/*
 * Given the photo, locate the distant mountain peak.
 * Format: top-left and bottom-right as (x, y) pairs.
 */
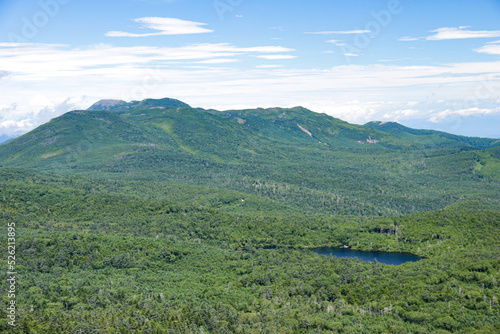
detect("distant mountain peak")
(366, 120), (499, 149)
(88, 99), (127, 111)
(87, 97), (190, 112)
(366, 121), (394, 126)
(136, 98), (191, 109)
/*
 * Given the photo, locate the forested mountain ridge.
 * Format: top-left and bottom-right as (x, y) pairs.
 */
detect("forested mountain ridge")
(366, 121), (500, 149)
(1, 98), (499, 215)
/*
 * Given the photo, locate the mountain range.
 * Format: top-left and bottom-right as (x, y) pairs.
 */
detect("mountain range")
(1, 97), (499, 215)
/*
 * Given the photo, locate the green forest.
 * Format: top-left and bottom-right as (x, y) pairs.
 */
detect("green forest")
(0, 98), (499, 333)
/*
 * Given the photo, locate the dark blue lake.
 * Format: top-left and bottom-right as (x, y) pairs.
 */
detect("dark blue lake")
(311, 247), (422, 265)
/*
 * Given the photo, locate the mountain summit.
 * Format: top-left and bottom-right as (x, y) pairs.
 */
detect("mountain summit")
(87, 99), (127, 111)
(88, 97), (190, 112)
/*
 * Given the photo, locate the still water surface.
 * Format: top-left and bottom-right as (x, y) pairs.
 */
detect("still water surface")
(311, 247), (422, 265)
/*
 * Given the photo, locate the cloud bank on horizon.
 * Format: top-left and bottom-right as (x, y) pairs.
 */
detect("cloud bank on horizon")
(0, 0), (499, 138)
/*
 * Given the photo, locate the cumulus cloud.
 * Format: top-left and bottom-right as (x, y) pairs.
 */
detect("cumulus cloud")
(106, 17), (213, 37)
(475, 44), (500, 55)
(0, 97), (94, 136)
(430, 107), (497, 122)
(0, 119), (33, 130)
(0, 111), (34, 136)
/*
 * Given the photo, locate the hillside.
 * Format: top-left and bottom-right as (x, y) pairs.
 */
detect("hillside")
(1, 98), (499, 215)
(365, 121), (500, 149)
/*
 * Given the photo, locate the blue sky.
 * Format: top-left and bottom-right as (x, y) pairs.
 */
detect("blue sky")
(1, 0), (499, 138)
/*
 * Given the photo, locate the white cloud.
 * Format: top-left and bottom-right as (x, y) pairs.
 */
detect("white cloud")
(326, 40), (347, 46)
(475, 44), (500, 55)
(400, 27), (500, 42)
(427, 27), (500, 41)
(196, 58), (239, 64)
(255, 55), (296, 60)
(344, 53), (359, 57)
(398, 37), (422, 41)
(0, 118), (34, 136)
(0, 43), (294, 80)
(1, 42), (500, 136)
(394, 109), (421, 117)
(377, 59), (405, 62)
(106, 17), (213, 37)
(305, 30), (371, 35)
(255, 65), (283, 68)
(0, 119), (33, 130)
(0, 97), (91, 136)
(430, 107), (497, 122)
(239, 46), (295, 53)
